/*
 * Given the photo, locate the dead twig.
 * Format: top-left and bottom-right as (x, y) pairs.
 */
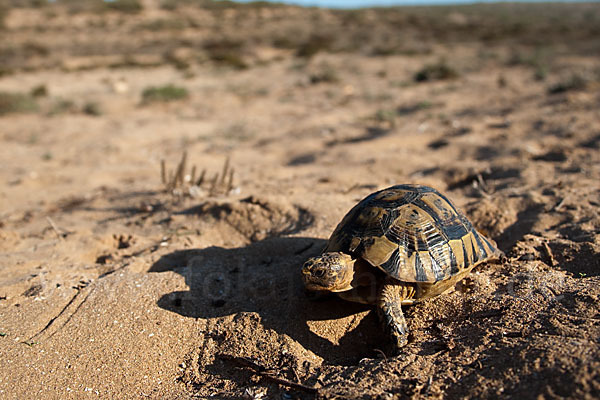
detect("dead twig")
(554, 196), (568, 212)
(473, 173), (491, 198)
(196, 169), (206, 186)
(174, 151), (187, 188)
(218, 354), (319, 394)
(541, 241), (557, 267)
(208, 173), (219, 197)
(190, 165), (197, 185)
(220, 157), (230, 186)
(476, 173), (488, 192)
(161, 153), (234, 197)
(46, 217), (65, 240)
(227, 168), (235, 193)
(160, 159), (167, 185)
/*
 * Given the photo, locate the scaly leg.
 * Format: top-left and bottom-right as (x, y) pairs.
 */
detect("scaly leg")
(377, 281), (415, 353)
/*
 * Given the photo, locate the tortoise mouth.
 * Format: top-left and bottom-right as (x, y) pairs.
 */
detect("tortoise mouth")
(302, 277), (348, 292)
(303, 280), (334, 291)
(303, 278), (353, 293)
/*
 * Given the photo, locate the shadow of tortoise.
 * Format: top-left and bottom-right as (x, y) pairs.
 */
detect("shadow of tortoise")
(149, 236), (387, 365)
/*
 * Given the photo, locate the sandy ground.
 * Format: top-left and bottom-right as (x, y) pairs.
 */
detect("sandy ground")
(0, 2), (599, 399)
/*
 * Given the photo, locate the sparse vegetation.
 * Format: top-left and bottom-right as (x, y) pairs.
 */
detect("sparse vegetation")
(54, 0), (102, 14)
(159, 0), (205, 10)
(309, 64), (339, 84)
(203, 39), (248, 70)
(22, 41), (49, 57)
(83, 101), (102, 116)
(296, 34), (334, 58)
(105, 0), (142, 14)
(136, 18), (187, 31)
(414, 60), (459, 82)
(507, 48), (553, 81)
(0, 2), (598, 73)
(217, 121), (255, 143)
(208, 52), (248, 70)
(0, 91), (38, 115)
(30, 84), (48, 97)
(48, 98), (76, 115)
(533, 65), (548, 81)
(373, 109), (397, 128)
(548, 73), (590, 94)
(141, 85), (189, 104)
(397, 101), (433, 115)
(2, 0), (47, 7)
(367, 101), (434, 129)
(161, 152), (235, 198)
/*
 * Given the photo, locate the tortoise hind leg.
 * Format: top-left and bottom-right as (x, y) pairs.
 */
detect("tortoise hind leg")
(377, 281), (415, 354)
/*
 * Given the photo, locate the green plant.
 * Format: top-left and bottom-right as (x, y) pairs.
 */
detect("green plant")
(0, 91), (38, 115)
(142, 85), (189, 104)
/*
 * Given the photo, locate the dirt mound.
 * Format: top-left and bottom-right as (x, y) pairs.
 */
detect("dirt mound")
(183, 196), (314, 242)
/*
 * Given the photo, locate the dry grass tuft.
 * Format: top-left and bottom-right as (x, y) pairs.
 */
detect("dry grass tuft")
(161, 152), (235, 198)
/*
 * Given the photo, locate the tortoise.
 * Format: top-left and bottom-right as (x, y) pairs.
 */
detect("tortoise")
(302, 184), (502, 353)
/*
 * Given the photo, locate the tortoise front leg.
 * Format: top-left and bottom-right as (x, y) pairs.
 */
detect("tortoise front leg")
(377, 281), (415, 353)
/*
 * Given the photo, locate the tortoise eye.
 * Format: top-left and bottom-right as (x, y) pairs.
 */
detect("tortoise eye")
(314, 269), (326, 278)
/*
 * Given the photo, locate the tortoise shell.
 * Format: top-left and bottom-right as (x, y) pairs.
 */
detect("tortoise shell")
(324, 184), (501, 283)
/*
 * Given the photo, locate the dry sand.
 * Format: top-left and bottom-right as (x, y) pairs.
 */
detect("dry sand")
(0, 2), (599, 399)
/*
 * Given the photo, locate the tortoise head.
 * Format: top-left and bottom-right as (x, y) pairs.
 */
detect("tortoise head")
(302, 252), (355, 292)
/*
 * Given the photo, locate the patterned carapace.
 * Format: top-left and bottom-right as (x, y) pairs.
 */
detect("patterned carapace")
(324, 184), (500, 283)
